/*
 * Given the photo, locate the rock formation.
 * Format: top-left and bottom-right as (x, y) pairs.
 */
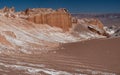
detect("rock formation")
(22, 8), (72, 31)
(2, 6), (15, 13)
(83, 18), (104, 30)
(0, 7), (107, 34)
(0, 6), (15, 18)
(75, 18), (108, 36)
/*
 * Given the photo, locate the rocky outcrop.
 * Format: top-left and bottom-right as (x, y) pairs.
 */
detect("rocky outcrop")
(0, 6), (16, 18)
(0, 7), (72, 31)
(2, 6), (15, 13)
(77, 18), (104, 30)
(0, 7), (108, 37)
(83, 18), (104, 30)
(74, 18), (108, 36)
(22, 8), (72, 31)
(0, 7), (107, 33)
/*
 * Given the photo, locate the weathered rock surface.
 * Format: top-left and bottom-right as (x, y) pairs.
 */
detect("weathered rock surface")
(75, 18), (108, 36)
(21, 8), (72, 31)
(82, 18), (104, 29)
(0, 7), (15, 18)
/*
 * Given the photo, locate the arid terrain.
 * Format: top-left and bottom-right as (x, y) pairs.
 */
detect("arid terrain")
(0, 7), (120, 75)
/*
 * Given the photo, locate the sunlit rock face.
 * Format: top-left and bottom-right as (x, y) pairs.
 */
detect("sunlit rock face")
(21, 8), (72, 31)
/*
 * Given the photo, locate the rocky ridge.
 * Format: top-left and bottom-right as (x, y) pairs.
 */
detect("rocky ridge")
(0, 7), (109, 54)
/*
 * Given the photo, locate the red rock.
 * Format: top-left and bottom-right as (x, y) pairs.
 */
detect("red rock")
(25, 8), (72, 31)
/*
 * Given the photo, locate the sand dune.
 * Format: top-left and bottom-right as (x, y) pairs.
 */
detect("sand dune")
(57, 37), (120, 73)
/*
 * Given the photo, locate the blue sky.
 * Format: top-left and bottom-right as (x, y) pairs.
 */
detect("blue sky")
(0, 0), (120, 13)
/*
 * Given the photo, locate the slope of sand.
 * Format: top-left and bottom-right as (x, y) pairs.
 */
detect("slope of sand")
(57, 37), (120, 73)
(0, 38), (119, 75)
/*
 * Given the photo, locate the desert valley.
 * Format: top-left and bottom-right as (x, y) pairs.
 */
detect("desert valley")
(0, 6), (120, 75)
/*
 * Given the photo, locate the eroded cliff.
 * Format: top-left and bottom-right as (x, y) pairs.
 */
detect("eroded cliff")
(19, 8), (72, 31)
